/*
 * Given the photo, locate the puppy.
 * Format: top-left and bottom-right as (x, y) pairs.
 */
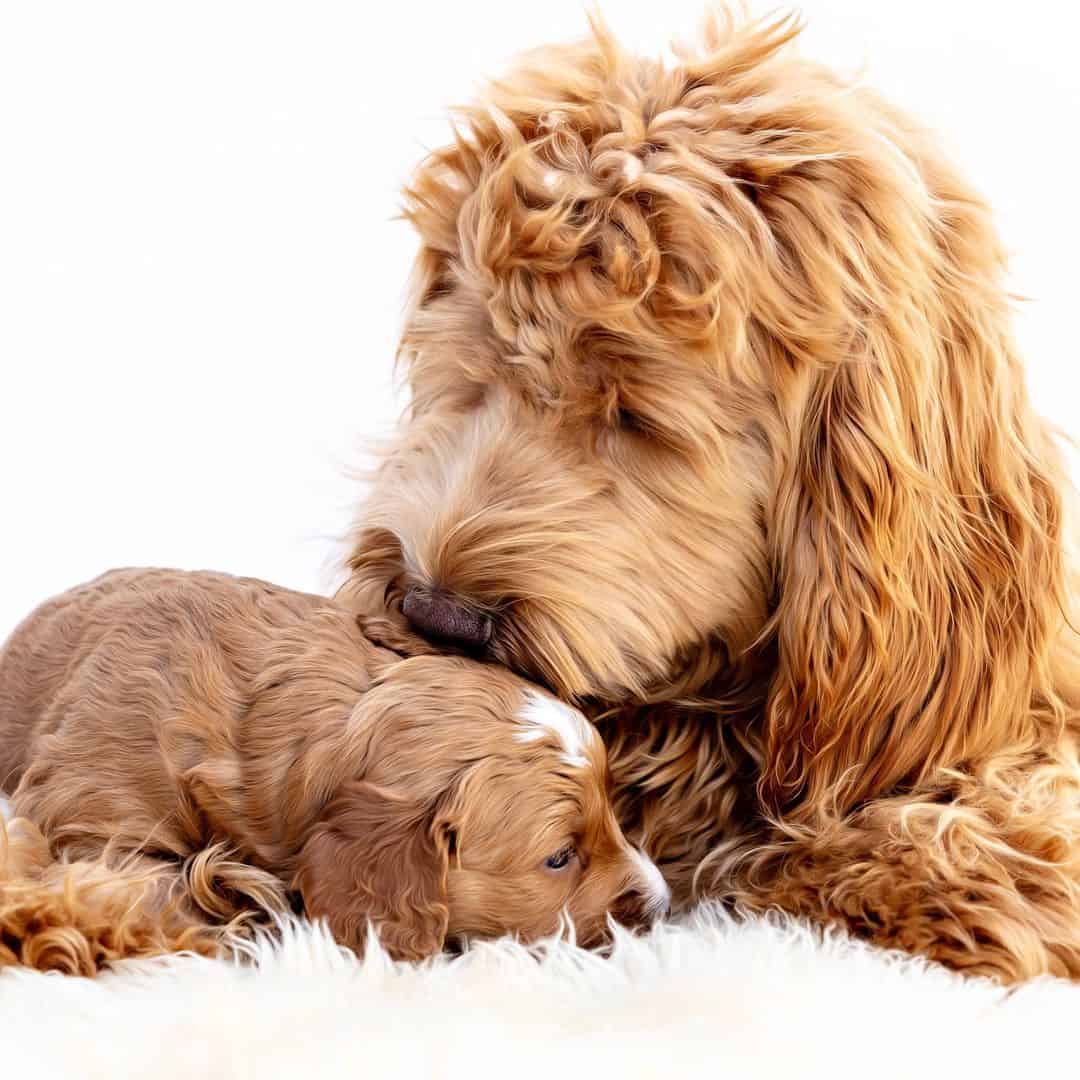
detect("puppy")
(0, 568), (668, 967)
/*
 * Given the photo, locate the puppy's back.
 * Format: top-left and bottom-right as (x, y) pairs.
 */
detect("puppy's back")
(0, 568), (375, 794)
(0, 569), (140, 786)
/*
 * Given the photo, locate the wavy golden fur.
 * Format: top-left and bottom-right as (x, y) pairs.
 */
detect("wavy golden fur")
(0, 816), (229, 975)
(0, 569), (667, 973)
(341, 10), (1080, 980)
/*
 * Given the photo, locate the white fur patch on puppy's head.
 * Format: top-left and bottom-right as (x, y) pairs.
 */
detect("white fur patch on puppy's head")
(514, 689), (596, 768)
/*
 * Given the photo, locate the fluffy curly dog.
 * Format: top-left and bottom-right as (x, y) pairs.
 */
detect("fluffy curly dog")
(0, 569), (667, 973)
(339, 11), (1080, 981)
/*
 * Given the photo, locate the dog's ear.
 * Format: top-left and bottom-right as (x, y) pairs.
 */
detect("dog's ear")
(758, 140), (1067, 819)
(295, 779), (451, 961)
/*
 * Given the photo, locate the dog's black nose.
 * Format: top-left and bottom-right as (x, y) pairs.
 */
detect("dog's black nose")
(401, 587), (492, 650)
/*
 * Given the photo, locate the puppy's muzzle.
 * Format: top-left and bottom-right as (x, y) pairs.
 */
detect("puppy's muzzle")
(612, 883), (672, 928)
(402, 587), (493, 651)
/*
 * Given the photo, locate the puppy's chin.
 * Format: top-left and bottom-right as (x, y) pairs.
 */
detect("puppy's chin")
(443, 916), (611, 954)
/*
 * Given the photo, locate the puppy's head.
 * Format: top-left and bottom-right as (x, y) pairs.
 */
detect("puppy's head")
(293, 655), (668, 960)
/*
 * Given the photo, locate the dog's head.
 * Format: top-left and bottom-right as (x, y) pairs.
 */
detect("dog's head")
(342, 14), (1069, 815)
(292, 655), (669, 960)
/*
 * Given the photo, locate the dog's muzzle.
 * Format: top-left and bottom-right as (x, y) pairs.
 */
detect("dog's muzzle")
(401, 587), (493, 651)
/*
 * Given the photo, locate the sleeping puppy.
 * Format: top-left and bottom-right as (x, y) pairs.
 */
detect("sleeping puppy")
(0, 569), (669, 964)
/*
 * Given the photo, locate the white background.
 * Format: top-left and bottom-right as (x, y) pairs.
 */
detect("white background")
(2, 1), (1078, 639)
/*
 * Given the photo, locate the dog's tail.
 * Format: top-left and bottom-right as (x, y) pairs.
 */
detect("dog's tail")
(0, 817), (226, 975)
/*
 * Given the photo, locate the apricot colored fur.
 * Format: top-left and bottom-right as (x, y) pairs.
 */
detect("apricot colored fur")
(342, 11), (1080, 981)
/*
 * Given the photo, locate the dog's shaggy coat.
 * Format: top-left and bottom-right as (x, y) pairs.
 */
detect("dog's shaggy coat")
(341, 11), (1080, 981)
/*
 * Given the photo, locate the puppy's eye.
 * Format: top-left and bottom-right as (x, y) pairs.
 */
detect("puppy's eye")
(544, 845), (576, 871)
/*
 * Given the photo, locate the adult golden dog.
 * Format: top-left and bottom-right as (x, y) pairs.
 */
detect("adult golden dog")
(340, 12), (1080, 981)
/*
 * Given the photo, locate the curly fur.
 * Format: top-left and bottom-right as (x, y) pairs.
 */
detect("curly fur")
(341, 9), (1080, 980)
(0, 816), (232, 975)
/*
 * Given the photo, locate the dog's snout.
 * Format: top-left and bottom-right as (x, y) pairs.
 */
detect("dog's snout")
(612, 883), (671, 928)
(613, 850), (672, 927)
(401, 587), (493, 650)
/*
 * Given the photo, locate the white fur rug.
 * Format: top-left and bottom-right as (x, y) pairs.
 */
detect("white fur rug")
(1, 905), (1077, 1080)
(2, 795), (1075, 1076)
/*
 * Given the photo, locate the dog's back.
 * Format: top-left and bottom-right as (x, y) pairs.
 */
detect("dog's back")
(0, 568), (376, 798)
(0, 569), (147, 788)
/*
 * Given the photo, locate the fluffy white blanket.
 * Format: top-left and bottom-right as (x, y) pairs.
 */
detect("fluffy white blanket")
(1, 902), (1076, 1079)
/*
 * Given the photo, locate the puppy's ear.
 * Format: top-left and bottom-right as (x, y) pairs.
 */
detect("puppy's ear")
(294, 779), (451, 961)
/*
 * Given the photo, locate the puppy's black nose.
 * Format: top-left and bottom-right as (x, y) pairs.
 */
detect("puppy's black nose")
(401, 587), (492, 650)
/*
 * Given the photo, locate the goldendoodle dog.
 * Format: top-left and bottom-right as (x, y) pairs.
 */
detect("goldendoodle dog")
(339, 11), (1080, 982)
